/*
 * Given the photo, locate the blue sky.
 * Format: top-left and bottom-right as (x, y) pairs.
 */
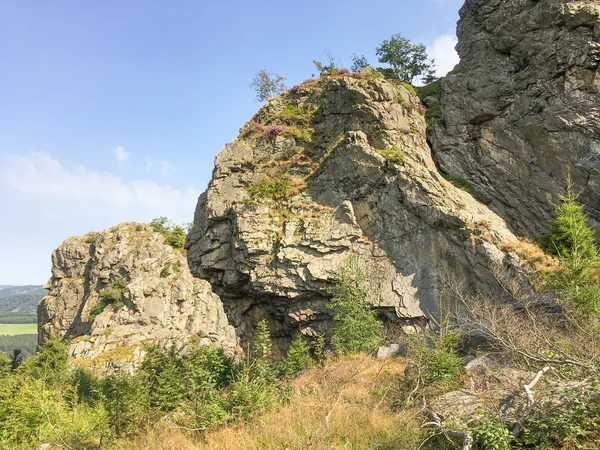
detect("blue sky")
(0, 0), (463, 285)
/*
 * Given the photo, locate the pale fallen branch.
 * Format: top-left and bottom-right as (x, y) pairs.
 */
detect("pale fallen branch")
(511, 366), (550, 438)
(421, 407), (473, 450)
(524, 366), (550, 408)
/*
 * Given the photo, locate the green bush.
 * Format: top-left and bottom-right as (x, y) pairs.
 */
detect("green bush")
(84, 231), (98, 244)
(101, 370), (150, 435)
(89, 278), (127, 322)
(279, 334), (314, 378)
(378, 147), (405, 164)
(246, 176), (294, 201)
(150, 217), (188, 249)
(330, 254), (383, 355)
(274, 104), (320, 126)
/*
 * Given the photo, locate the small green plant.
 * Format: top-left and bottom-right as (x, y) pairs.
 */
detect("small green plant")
(89, 278), (127, 322)
(150, 217), (187, 249)
(84, 232), (97, 244)
(378, 147), (405, 165)
(442, 174), (484, 201)
(425, 103), (442, 120)
(246, 177), (294, 201)
(399, 81), (417, 96)
(160, 263), (171, 278)
(469, 412), (510, 450)
(274, 104), (320, 126)
(279, 334), (314, 378)
(173, 260), (182, 274)
(330, 254), (383, 355)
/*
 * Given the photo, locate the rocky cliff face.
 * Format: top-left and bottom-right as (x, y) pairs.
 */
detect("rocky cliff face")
(430, 0), (600, 238)
(39, 223), (237, 371)
(186, 71), (529, 347)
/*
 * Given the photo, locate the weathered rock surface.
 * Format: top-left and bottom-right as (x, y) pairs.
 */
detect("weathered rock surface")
(39, 223), (237, 371)
(430, 0), (600, 238)
(186, 72), (530, 347)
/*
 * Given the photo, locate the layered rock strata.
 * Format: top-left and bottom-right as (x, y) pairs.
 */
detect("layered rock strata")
(430, 0), (600, 237)
(186, 71), (529, 347)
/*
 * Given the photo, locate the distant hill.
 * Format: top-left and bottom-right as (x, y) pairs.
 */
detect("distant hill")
(0, 285), (47, 313)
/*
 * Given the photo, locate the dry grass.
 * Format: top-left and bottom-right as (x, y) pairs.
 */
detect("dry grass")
(500, 238), (559, 291)
(111, 354), (427, 450)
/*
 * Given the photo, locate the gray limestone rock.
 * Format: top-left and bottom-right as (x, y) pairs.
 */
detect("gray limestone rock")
(430, 0), (600, 238)
(38, 223), (237, 371)
(186, 73), (531, 348)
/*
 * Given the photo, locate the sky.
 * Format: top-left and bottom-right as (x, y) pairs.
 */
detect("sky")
(0, 0), (463, 285)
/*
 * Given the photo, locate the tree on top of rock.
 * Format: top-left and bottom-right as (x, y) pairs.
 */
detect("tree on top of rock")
(376, 33), (435, 84)
(250, 69), (287, 102)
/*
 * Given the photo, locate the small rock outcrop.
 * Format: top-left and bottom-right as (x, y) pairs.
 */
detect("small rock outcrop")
(39, 223), (237, 370)
(430, 0), (600, 238)
(186, 71), (530, 347)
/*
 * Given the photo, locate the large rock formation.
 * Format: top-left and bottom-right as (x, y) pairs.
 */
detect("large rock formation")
(430, 0), (600, 238)
(39, 223), (237, 371)
(186, 71), (530, 347)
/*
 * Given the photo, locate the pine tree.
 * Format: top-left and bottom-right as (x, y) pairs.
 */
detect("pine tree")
(540, 178), (597, 260)
(542, 178), (600, 315)
(279, 334), (314, 378)
(330, 254), (382, 354)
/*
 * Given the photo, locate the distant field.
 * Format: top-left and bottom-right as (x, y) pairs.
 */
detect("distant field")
(0, 323), (37, 336)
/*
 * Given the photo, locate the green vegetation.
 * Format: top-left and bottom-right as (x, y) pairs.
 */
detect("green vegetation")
(350, 53), (369, 72)
(376, 33), (435, 83)
(399, 81), (416, 96)
(540, 179), (600, 315)
(0, 313), (37, 324)
(279, 334), (314, 378)
(250, 69), (287, 102)
(415, 79), (442, 103)
(0, 335), (37, 358)
(0, 324), (37, 336)
(246, 176), (294, 201)
(274, 104), (321, 126)
(150, 216), (188, 249)
(330, 254), (382, 355)
(84, 231), (98, 244)
(442, 173), (483, 201)
(89, 278), (127, 322)
(313, 49), (340, 75)
(0, 322), (296, 449)
(378, 147), (405, 164)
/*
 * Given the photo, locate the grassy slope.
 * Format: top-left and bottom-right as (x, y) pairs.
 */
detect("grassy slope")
(113, 355), (426, 450)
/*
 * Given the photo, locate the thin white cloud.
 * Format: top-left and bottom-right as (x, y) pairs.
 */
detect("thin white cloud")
(0, 151), (201, 284)
(3, 151), (198, 218)
(113, 145), (131, 163)
(429, 34), (460, 77)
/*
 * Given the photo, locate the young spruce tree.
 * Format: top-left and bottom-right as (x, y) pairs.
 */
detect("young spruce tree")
(330, 254), (382, 354)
